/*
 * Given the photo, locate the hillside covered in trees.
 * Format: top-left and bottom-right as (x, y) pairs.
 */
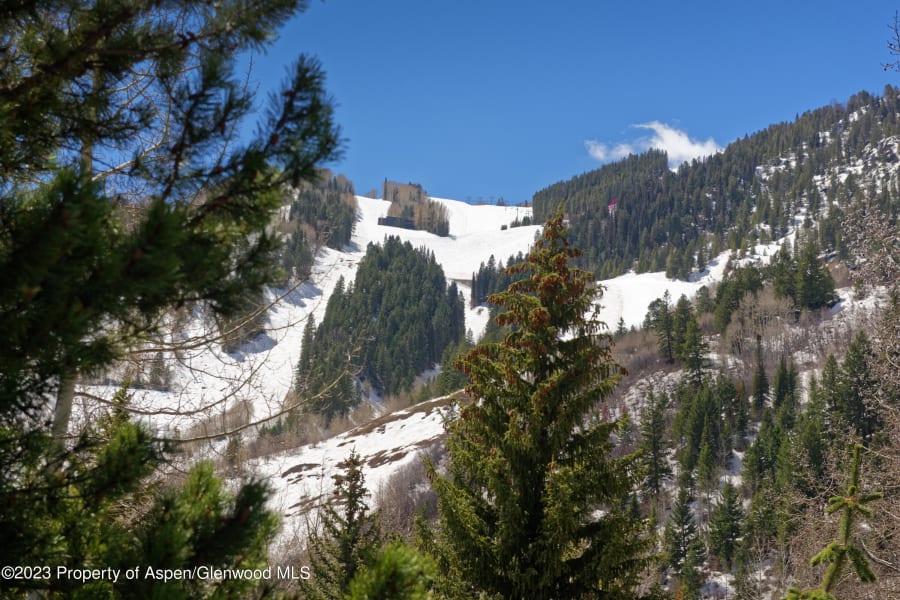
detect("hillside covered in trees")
(534, 86), (900, 280)
(280, 170), (358, 283)
(295, 235), (466, 422)
(4, 0), (900, 596)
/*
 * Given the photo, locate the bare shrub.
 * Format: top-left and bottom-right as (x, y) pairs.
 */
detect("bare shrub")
(245, 412), (326, 460)
(374, 444), (443, 539)
(721, 288), (795, 362)
(178, 397), (254, 457)
(829, 260), (852, 289)
(613, 328), (664, 381)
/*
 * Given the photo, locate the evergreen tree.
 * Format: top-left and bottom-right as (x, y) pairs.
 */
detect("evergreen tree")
(433, 340), (472, 397)
(696, 420), (719, 501)
(346, 543), (435, 600)
(770, 355), (799, 438)
(672, 294), (694, 360)
(751, 336), (769, 417)
(784, 445), (882, 600)
(681, 317), (709, 387)
(665, 487), (703, 593)
(696, 285), (715, 314)
(743, 484), (780, 555)
(640, 390), (672, 497)
(282, 227), (314, 282)
(643, 291), (676, 363)
(796, 378), (828, 495)
(735, 391), (750, 449)
(2, 392), (279, 598)
(0, 0), (340, 424)
(120, 462), (278, 599)
(304, 237), (465, 400)
(301, 450), (382, 600)
(0, 1), (339, 594)
(616, 316), (629, 338)
(427, 214), (650, 599)
(819, 354), (842, 430)
(836, 332), (880, 442)
(677, 540), (706, 600)
(794, 239), (838, 310)
(297, 315), (318, 388)
(772, 355), (792, 410)
(531, 87), (900, 284)
(742, 409), (782, 496)
(709, 482), (744, 569)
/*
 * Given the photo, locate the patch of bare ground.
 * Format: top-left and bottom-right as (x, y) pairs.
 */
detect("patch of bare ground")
(365, 436), (445, 469)
(289, 494), (325, 514)
(280, 462), (321, 479)
(343, 390), (466, 438)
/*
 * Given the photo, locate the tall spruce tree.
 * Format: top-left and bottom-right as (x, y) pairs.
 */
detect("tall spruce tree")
(664, 487), (703, 593)
(836, 332), (880, 443)
(301, 450), (383, 600)
(709, 482), (744, 570)
(427, 214), (650, 599)
(0, 1), (340, 595)
(681, 317), (709, 387)
(640, 390), (672, 497)
(655, 291), (676, 363)
(752, 336), (770, 417)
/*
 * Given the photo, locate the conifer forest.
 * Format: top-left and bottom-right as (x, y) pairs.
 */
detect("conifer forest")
(1, 2), (899, 599)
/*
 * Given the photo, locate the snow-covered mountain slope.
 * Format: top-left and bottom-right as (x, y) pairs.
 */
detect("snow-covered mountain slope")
(80, 197), (539, 437)
(257, 392), (457, 549)
(79, 177), (864, 546)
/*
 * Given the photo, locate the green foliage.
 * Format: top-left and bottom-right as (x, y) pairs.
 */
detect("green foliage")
(783, 445), (882, 600)
(123, 463), (278, 599)
(346, 543), (435, 600)
(296, 237), (466, 408)
(469, 251), (526, 308)
(751, 337), (769, 417)
(290, 172), (357, 248)
(742, 409), (783, 496)
(663, 488), (700, 573)
(0, 1), (338, 595)
(301, 450), (382, 600)
(834, 332), (881, 442)
(280, 172), (356, 286)
(651, 291), (676, 363)
(533, 87), (900, 281)
(709, 482), (744, 569)
(640, 390), (672, 496)
(672, 377), (722, 479)
(1, 1), (341, 413)
(432, 339), (472, 397)
(696, 422), (719, 494)
(681, 316), (709, 387)
(713, 265), (764, 334)
(282, 226), (315, 282)
(643, 291), (708, 376)
(216, 289), (270, 353)
(795, 379), (829, 495)
(768, 238), (838, 311)
(427, 214), (650, 599)
(0, 400), (278, 597)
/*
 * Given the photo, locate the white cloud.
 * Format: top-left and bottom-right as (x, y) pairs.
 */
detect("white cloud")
(584, 140), (636, 162)
(584, 122), (721, 168)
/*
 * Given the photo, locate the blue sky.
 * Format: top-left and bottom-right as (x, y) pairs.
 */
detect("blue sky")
(245, 0), (897, 204)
